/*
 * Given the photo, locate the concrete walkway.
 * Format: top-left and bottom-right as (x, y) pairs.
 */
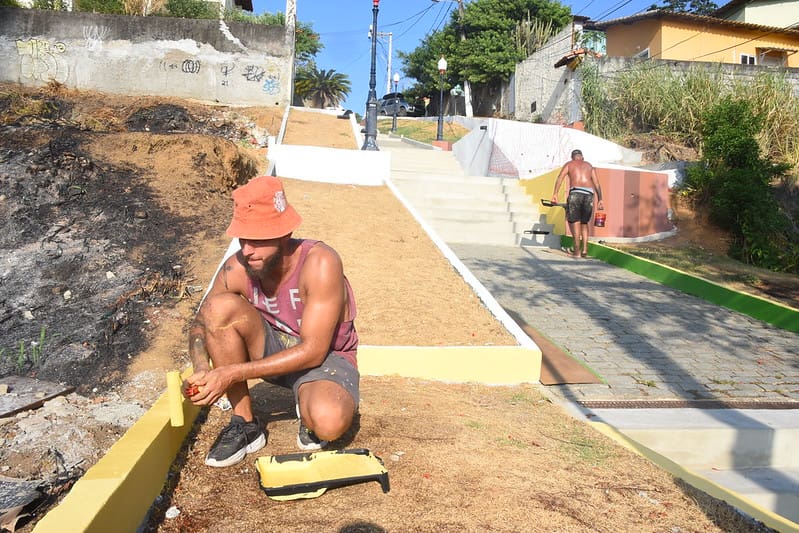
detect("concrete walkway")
(449, 243), (799, 404)
(380, 132), (799, 530)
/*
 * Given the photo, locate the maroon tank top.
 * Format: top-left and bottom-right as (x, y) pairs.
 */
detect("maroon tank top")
(245, 239), (358, 367)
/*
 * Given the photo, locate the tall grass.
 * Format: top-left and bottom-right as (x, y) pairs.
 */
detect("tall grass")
(582, 59), (799, 170)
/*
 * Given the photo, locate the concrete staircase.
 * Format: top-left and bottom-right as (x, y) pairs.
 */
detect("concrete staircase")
(381, 134), (558, 247)
(593, 408), (799, 525)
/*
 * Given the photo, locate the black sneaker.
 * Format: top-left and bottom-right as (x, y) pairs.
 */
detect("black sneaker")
(297, 420), (328, 451)
(205, 415), (266, 468)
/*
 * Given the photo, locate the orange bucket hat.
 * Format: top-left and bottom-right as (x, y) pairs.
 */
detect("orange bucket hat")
(225, 176), (302, 239)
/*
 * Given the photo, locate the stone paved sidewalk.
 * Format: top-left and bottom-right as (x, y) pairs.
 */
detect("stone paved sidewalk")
(449, 243), (799, 404)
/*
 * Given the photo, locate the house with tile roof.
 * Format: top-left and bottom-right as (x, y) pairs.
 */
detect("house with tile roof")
(586, 5), (799, 67)
(712, 0), (799, 28)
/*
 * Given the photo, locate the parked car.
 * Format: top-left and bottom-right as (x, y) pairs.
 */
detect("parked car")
(378, 93), (415, 116)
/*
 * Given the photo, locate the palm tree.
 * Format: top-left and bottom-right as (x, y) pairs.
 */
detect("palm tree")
(294, 67), (351, 109)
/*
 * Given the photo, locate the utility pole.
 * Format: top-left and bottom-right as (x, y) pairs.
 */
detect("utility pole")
(376, 30), (393, 95)
(433, 0), (473, 117)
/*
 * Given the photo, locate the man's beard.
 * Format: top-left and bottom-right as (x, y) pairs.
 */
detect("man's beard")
(242, 241), (283, 279)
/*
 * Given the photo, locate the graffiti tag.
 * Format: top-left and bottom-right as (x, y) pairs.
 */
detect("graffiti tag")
(15, 39), (69, 83)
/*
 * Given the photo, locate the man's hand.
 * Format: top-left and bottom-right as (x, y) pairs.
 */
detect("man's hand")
(183, 368), (236, 406)
(597, 201), (604, 211)
(551, 195), (559, 203)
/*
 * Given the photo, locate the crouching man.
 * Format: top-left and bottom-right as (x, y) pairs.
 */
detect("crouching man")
(184, 176), (360, 467)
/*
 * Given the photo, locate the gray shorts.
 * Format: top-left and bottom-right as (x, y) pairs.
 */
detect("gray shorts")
(261, 319), (360, 406)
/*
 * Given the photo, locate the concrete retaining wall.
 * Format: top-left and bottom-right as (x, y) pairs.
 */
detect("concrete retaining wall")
(0, 6), (293, 107)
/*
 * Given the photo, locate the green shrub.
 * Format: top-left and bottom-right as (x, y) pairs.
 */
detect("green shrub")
(0, 0), (23, 7)
(581, 60), (799, 171)
(74, 0), (125, 14)
(164, 0), (217, 19)
(32, 0), (68, 9)
(683, 98), (795, 271)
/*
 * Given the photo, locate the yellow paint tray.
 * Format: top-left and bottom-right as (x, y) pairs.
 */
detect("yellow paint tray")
(255, 448), (390, 501)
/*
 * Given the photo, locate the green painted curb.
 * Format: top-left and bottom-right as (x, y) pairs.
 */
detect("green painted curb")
(561, 236), (799, 333)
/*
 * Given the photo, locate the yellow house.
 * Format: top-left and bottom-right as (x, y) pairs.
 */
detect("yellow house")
(587, 8), (799, 68)
(713, 0), (799, 28)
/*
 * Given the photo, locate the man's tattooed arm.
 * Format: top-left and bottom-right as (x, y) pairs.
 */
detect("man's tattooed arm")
(221, 263), (233, 290)
(188, 315), (212, 372)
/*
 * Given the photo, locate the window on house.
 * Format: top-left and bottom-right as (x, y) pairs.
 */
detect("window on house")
(741, 54), (756, 65)
(633, 48), (650, 59)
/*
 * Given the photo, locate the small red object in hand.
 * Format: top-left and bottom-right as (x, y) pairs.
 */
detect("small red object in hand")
(185, 384), (200, 396)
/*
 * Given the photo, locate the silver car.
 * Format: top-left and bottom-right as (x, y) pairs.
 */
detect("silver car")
(378, 93), (415, 116)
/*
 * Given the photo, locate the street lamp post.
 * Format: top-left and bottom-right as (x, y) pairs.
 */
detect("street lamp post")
(436, 56), (447, 142)
(362, 0), (380, 151)
(391, 72), (399, 132)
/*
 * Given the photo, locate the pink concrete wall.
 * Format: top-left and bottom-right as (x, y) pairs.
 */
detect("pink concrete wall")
(577, 167), (672, 240)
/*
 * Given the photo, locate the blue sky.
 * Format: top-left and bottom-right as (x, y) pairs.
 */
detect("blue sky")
(252, 0), (658, 111)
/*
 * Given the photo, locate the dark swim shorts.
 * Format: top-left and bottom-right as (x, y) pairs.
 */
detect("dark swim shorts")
(566, 190), (594, 224)
(260, 318), (360, 406)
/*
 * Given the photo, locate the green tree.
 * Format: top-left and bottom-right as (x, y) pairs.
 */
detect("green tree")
(398, 0), (570, 112)
(647, 0), (718, 15)
(294, 67), (351, 109)
(74, 0), (125, 14)
(683, 98), (795, 270)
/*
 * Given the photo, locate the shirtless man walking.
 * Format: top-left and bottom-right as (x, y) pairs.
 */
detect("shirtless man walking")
(551, 149), (604, 258)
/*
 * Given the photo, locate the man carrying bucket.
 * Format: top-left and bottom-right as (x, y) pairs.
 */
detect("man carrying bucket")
(551, 149), (604, 258)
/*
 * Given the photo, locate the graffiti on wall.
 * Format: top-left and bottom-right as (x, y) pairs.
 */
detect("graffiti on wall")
(159, 56), (282, 96)
(15, 39), (69, 83)
(240, 63), (281, 94)
(220, 63), (235, 86)
(83, 25), (110, 50)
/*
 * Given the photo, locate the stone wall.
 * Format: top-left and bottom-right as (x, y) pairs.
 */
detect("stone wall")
(514, 24), (581, 124)
(0, 7), (294, 107)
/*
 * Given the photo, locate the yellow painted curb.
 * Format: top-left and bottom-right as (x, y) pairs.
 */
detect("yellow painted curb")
(33, 374), (200, 533)
(357, 345), (541, 384)
(588, 420), (799, 533)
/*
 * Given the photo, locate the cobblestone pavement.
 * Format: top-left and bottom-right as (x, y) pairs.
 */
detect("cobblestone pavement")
(449, 243), (799, 405)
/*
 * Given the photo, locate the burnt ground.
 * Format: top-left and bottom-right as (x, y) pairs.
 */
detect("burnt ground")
(0, 83), (789, 533)
(0, 83), (269, 529)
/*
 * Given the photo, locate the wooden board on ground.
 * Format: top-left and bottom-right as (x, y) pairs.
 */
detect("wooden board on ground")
(504, 309), (602, 385)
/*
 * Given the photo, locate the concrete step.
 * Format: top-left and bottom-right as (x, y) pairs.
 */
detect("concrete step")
(593, 409), (799, 469)
(430, 222), (522, 246)
(385, 142), (546, 247)
(415, 207), (536, 222)
(406, 195), (535, 211)
(588, 408), (799, 524)
(696, 467), (799, 524)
